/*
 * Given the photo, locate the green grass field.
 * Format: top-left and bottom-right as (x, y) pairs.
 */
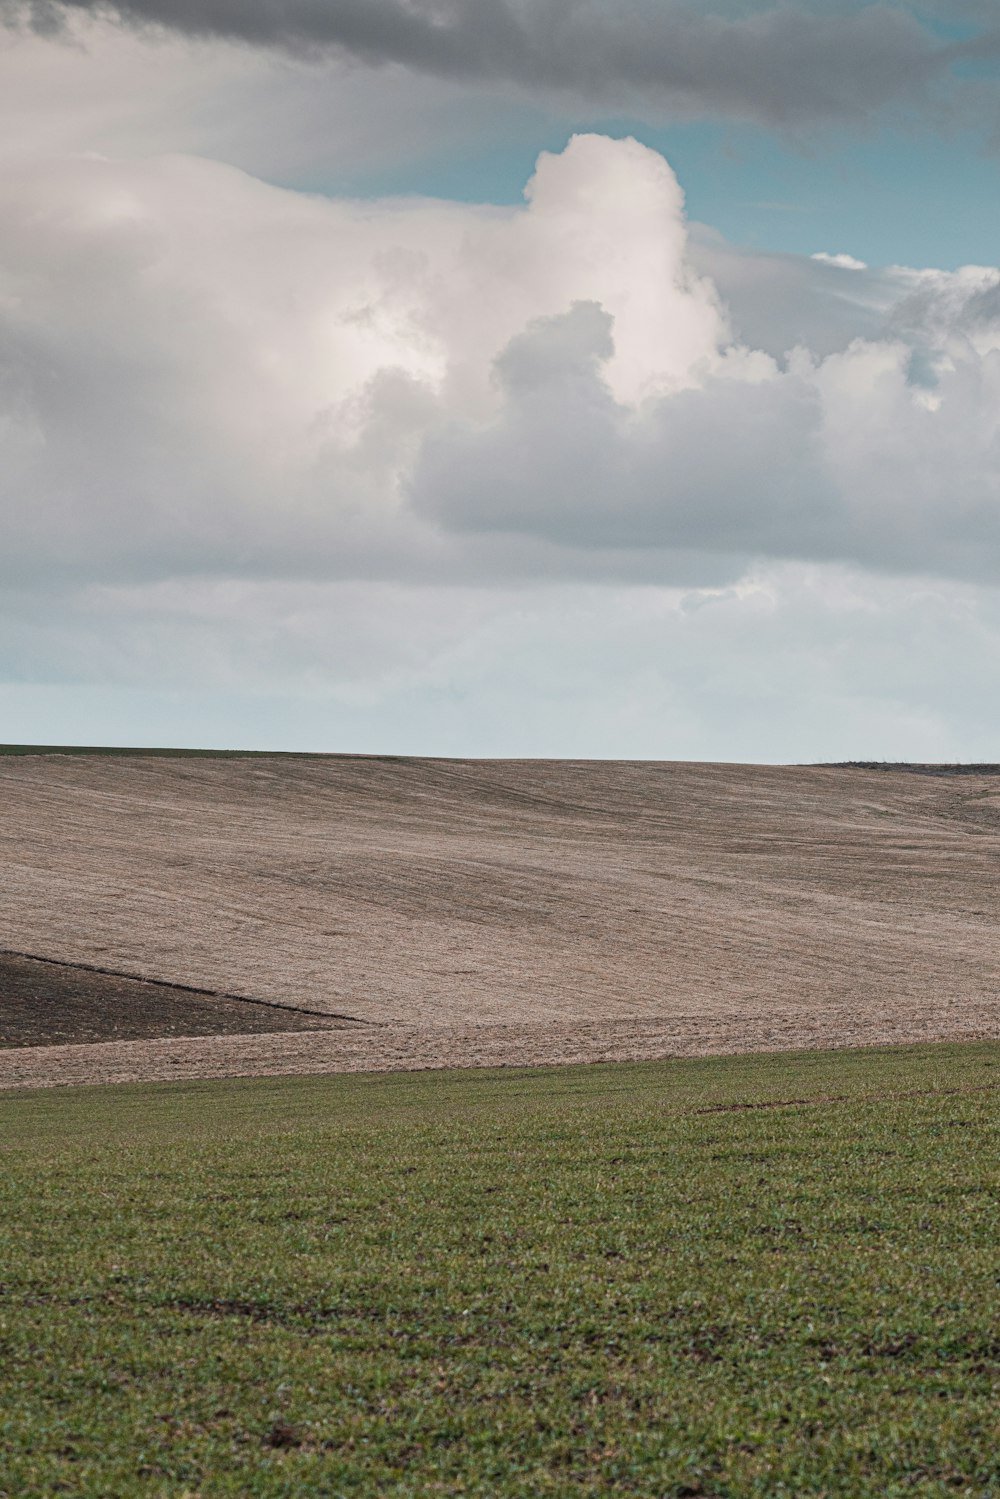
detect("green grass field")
(1, 1044), (998, 1497)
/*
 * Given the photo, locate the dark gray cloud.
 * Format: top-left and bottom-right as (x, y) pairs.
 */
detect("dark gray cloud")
(1, 0), (970, 129)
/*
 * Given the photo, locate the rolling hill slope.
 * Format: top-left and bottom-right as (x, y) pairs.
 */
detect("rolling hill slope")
(2, 755), (999, 1059)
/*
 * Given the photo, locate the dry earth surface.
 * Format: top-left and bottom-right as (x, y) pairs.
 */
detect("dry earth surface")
(2, 752), (999, 1088)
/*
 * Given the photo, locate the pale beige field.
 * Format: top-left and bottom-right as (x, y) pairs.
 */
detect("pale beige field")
(2, 753), (999, 1088)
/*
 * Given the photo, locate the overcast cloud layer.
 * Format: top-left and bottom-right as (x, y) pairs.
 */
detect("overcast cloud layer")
(5, 0), (998, 130)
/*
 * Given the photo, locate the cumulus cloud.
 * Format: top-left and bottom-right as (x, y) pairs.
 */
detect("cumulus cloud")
(2, 131), (1000, 602)
(0, 0), (975, 130)
(413, 263), (1000, 583)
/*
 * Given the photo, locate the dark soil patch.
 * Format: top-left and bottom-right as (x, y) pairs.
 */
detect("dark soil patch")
(0, 951), (347, 1049)
(824, 762), (1000, 776)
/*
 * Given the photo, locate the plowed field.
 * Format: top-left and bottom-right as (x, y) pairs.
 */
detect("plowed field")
(2, 753), (999, 1088)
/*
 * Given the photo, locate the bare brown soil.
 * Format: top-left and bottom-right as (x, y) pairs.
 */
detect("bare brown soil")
(3, 1010), (996, 1092)
(1, 753), (999, 1089)
(0, 950), (348, 1049)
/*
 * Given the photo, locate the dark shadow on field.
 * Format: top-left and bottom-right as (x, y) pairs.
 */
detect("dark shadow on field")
(0, 951), (349, 1049)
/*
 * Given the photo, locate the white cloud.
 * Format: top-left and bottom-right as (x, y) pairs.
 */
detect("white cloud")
(4, 130), (999, 593)
(0, 134), (731, 588)
(3, 128), (1000, 754)
(811, 252), (868, 271)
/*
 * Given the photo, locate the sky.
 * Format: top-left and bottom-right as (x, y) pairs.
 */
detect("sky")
(2, 0), (1000, 760)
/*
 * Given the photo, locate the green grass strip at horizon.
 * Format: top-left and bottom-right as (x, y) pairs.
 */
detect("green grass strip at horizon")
(1, 1044), (998, 1497)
